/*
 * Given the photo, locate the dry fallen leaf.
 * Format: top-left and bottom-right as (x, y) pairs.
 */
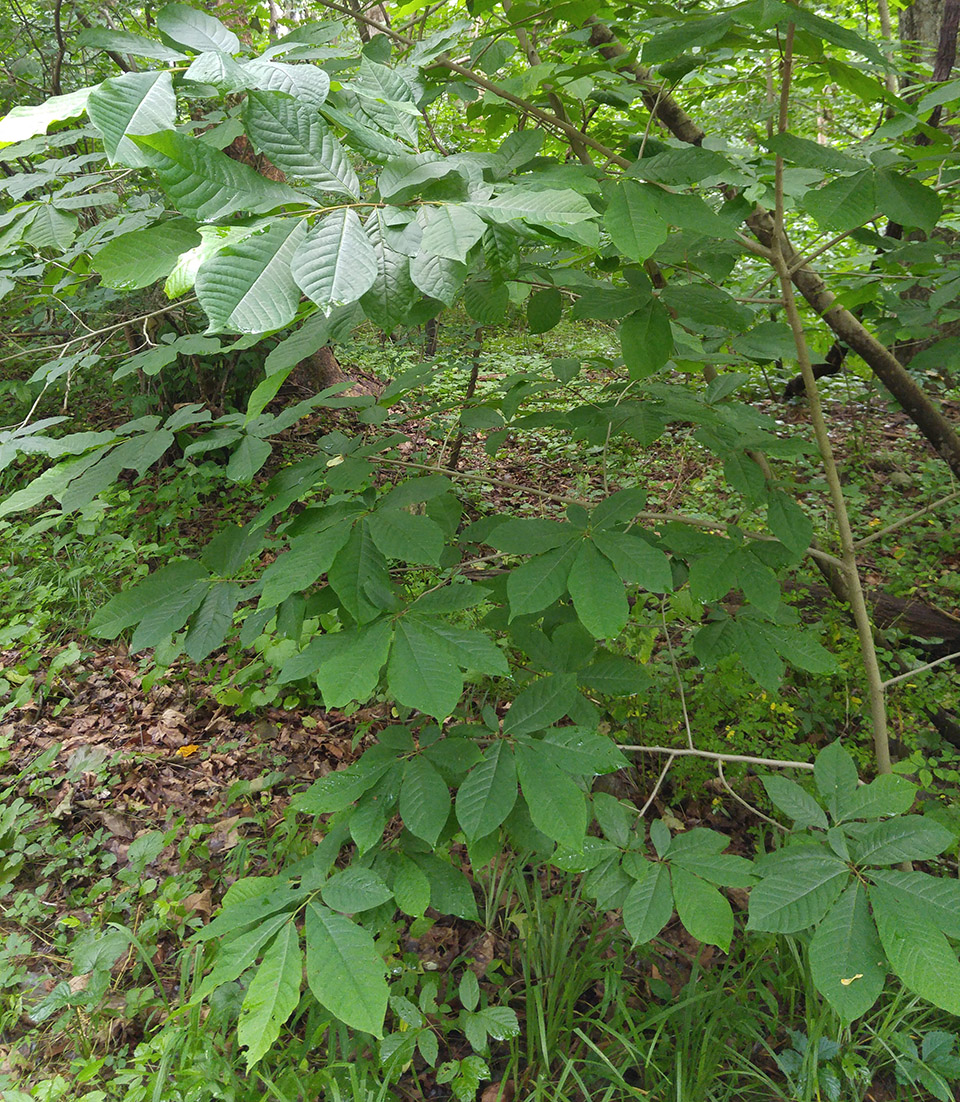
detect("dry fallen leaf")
(480, 1080), (515, 1102)
(208, 816), (241, 853)
(468, 931), (497, 978)
(183, 889), (213, 917)
(98, 811), (134, 838)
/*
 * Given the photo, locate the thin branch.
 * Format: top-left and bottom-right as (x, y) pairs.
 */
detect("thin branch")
(51, 0), (66, 95)
(637, 753), (677, 819)
(771, 24), (892, 774)
(854, 489), (960, 547)
(717, 760), (786, 831)
(662, 602), (693, 750)
(881, 651), (960, 690)
(315, 0), (631, 167)
(617, 745), (814, 771)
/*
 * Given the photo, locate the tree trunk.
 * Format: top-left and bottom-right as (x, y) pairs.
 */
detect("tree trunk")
(295, 345), (381, 397)
(900, 0), (958, 69)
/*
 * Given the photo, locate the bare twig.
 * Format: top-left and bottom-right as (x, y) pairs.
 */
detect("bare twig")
(618, 745), (814, 771)
(881, 651), (960, 690)
(854, 490), (960, 548)
(637, 753), (677, 819)
(717, 761), (786, 831)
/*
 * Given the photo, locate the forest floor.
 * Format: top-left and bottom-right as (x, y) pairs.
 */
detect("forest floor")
(1, 358), (959, 1101)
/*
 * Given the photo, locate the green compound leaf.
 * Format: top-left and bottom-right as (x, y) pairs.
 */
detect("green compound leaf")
(814, 741), (860, 820)
(506, 539), (580, 618)
(406, 619), (508, 676)
(623, 862), (673, 945)
(487, 517), (572, 554)
(258, 518), (354, 609)
(291, 762), (390, 816)
(367, 508), (445, 565)
(809, 881), (885, 1022)
(322, 867), (393, 914)
(603, 179), (668, 262)
(468, 186), (597, 225)
(0, 86), (94, 148)
(809, 169), (877, 232)
(237, 921), (302, 1067)
(87, 70), (176, 167)
(89, 559), (211, 640)
(527, 287), (563, 334)
(305, 901), (388, 1036)
(292, 208), (379, 312)
(503, 673), (579, 736)
(876, 168), (941, 234)
(360, 210), (419, 331)
(191, 910), (294, 1003)
(868, 868), (960, 939)
(592, 529), (673, 592)
(567, 539), (629, 639)
(242, 59), (331, 108)
(243, 90), (359, 197)
(418, 204), (487, 263)
(839, 774), (917, 821)
(388, 618), (463, 720)
(761, 775), (828, 830)
(184, 581), (241, 662)
(670, 865), (733, 951)
(766, 490), (813, 557)
(456, 742), (518, 841)
(747, 847), (849, 933)
(515, 741), (586, 850)
(410, 250), (467, 305)
(197, 219), (306, 333)
(852, 817), (954, 866)
(870, 882), (960, 1016)
(157, 3), (240, 53)
(315, 619), (393, 709)
(327, 521), (390, 625)
(619, 299), (673, 380)
(393, 856), (431, 917)
(93, 219), (201, 291)
(400, 756), (451, 846)
(134, 130), (301, 221)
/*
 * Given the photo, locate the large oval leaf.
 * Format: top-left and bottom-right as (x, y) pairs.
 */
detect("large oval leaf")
(305, 901), (388, 1036)
(93, 218), (201, 290)
(243, 91), (358, 197)
(456, 742), (518, 841)
(87, 71), (176, 168)
(157, 3), (240, 54)
(870, 882), (960, 1016)
(237, 922), (302, 1067)
(135, 130), (301, 221)
(197, 219), (306, 333)
(809, 882), (885, 1021)
(292, 209), (379, 311)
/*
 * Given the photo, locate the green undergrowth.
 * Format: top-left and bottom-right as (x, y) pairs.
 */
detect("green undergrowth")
(3, 743), (960, 1102)
(2, 334), (959, 1101)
